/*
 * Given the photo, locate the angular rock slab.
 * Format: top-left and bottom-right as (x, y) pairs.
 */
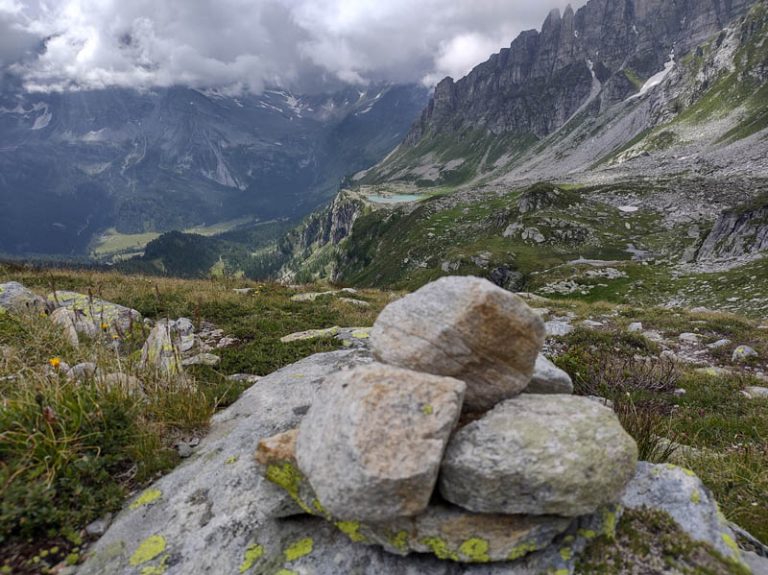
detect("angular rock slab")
(296, 363), (465, 522)
(48, 291), (141, 334)
(524, 354), (573, 394)
(440, 395), (638, 517)
(140, 320), (183, 377)
(371, 276), (545, 413)
(621, 462), (744, 563)
(0, 282), (46, 314)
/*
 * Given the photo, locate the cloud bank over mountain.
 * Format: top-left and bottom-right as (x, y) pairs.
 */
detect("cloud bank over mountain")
(0, 0), (584, 93)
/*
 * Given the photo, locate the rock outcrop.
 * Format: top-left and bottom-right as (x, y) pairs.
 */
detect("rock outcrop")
(696, 200), (768, 261)
(0, 282), (46, 314)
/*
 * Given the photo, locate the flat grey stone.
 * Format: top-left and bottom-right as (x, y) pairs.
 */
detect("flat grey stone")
(524, 354), (573, 394)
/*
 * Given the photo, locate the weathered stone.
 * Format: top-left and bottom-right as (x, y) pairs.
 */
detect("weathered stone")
(227, 373), (262, 384)
(742, 386), (768, 399)
(48, 291), (141, 335)
(181, 353), (220, 367)
(621, 463), (743, 562)
(280, 326), (340, 343)
(679, 332), (701, 344)
(440, 395), (638, 517)
(545, 319), (573, 337)
(524, 354), (573, 394)
(628, 322), (644, 333)
(50, 307), (85, 347)
(66, 362), (98, 382)
(370, 276), (544, 413)
(140, 320), (183, 376)
(101, 373), (145, 397)
(707, 338), (732, 350)
(732, 345), (758, 362)
(256, 429), (299, 466)
(0, 282), (46, 314)
(174, 318), (195, 336)
(296, 363), (465, 522)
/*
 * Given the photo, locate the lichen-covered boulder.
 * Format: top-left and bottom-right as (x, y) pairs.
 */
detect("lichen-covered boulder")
(439, 395), (638, 517)
(0, 282), (46, 314)
(48, 291), (141, 335)
(50, 307), (87, 347)
(620, 462), (744, 563)
(370, 276), (545, 414)
(140, 320), (183, 377)
(296, 363), (465, 522)
(524, 354), (573, 394)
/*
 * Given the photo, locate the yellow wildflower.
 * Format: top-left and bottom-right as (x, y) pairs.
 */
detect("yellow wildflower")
(49, 357), (61, 369)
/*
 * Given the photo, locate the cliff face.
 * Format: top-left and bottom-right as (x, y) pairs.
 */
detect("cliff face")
(697, 201), (768, 261)
(406, 0), (757, 143)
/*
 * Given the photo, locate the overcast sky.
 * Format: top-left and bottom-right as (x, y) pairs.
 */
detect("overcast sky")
(0, 0), (586, 94)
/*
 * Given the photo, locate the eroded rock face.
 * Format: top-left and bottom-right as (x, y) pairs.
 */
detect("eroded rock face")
(0, 282), (46, 314)
(296, 363), (465, 522)
(439, 395), (638, 517)
(370, 276), (544, 414)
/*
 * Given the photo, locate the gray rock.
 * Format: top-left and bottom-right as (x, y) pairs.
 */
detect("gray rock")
(174, 318), (195, 336)
(50, 307), (85, 347)
(581, 320), (604, 329)
(296, 363), (465, 522)
(679, 332), (701, 344)
(524, 354), (573, 394)
(140, 320), (183, 376)
(742, 386), (768, 399)
(620, 462), (743, 562)
(439, 395), (638, 517)
(371, 276), (545, 414)
(216, 337), (239, 349)
(0, 282), (46, 314)
(628, 322), (644, 333)
(66, 362), (98, 382)
(707, 338), (732, 350)
(281, 326), (340, 343)
(732, 345), (759, 362)
(227, 373), (262, 385)
(101, 373), (144, 397)
(85, 514), (113, 537)
(745, 551), (768, 575)
(181, 353), (220, 367)
(545, 319), (574, 337)
(48, 291), (141, 335)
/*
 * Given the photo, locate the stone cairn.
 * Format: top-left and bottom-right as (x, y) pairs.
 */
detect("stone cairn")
(256, 276), (638, 566)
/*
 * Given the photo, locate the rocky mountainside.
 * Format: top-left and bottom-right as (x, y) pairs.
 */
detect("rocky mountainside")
(0, 83), (427, 256)
(276, 0), (768, 318)
(359, 0), (767, 186)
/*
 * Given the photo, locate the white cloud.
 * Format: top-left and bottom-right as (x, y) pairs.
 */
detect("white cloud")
(3, 0), (586, 93)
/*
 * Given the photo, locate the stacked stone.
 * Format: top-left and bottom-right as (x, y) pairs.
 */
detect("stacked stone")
(257, 276), (638, 566)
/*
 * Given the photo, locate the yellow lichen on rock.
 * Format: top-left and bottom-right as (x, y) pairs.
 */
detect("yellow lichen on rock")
(239, 544), (264, 573)
(284, 538), (313, 562)
(129, 535), (167, 567)
(458, 538), (490, 562)
(129, 489), (163, 510)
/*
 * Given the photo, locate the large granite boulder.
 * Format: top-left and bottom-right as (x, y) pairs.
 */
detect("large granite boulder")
(439, 395), (638, 517)
(370, 277), (545, 414)
(0, 282), (46, 314)
(296, 363), (465, 522)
